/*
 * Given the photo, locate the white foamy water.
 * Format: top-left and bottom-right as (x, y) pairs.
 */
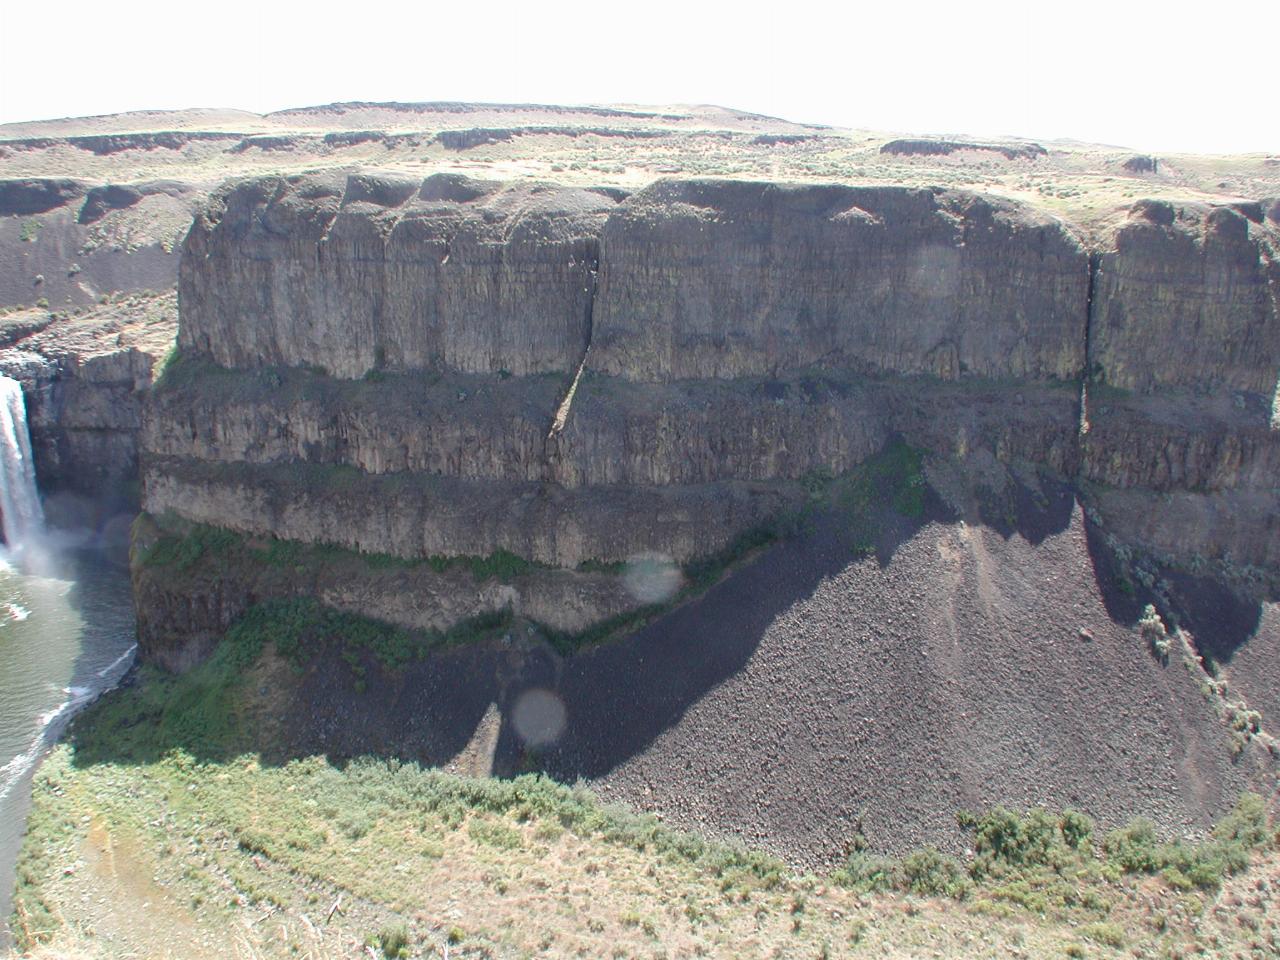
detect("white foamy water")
(0, 377), (44, 552)
(96, 644), (137, 678)
(0, 687), (95, 805)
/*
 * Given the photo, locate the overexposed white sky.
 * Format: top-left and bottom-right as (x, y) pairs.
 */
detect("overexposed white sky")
(1, 0), (1276, 154)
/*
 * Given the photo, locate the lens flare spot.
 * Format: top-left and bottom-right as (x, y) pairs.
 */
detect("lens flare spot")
(511, 688), (567, 748)
(623, 553), (682, 605)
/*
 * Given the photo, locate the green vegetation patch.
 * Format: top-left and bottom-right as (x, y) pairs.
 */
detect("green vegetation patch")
(1100, 795), (1270, 891)
(139, 513), (546, 584)
(833, 439), (927, 551)
(766, 439), (933, 560)
(72, 598), (513, 763)
(15, 622), (1280, 957)
(860, 440), (927, 517)
(833, 800), (1275, 921)
(14, 742), (788, 952)
(138, 520), (241, 570)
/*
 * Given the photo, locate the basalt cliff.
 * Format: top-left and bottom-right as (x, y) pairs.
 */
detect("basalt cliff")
(118, 170), (1280, 857)
(3, 104), (1280, 862)
(138, 172), (1280, 638)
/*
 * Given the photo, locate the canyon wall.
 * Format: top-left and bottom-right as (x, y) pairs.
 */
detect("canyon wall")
(0, 178), (192, 308)
(178, 173), (609, 378)
(1090, 199), (1280, 394)
(590, 179), (1089, 381)
(0, 178), (191, 524)
(0, 293), (176, 529)
(1084, 199), (1280, 570)
(137, 172), (1280, 659)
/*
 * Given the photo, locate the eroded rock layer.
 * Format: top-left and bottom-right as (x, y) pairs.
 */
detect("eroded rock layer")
(1090, 199), (1280, 394)
(178, 173), (611, 378)
(592, 179), (1089, 381)
(1, 292), (177, 524)
(140, 172), (1280, 660)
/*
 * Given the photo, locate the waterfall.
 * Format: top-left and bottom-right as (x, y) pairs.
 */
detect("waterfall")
(0, 377), (43, 550)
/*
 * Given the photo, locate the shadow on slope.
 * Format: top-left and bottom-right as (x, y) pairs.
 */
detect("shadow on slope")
(1161, 572), (1266, 667)
(523, 465), (1076, 782)
(533, 518), (873, 781)
(67, 505), (912, 776)
(67, 462), (1078, 785)
(66, 460), (1272, 864)
(1081, 517), (1269, 667)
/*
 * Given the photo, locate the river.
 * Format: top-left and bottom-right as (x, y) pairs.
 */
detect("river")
(0, 374), (138, 946)
(0, 544), (137, 945)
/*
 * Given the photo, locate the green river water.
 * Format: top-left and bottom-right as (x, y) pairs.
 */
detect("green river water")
(0, 544), (136, 946)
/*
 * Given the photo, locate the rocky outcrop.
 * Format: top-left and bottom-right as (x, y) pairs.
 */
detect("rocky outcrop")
(1089, 199), (1280, 395)
(139, 173), (1280, 662)
(591, 180), (1088, 381)
(79, 184), (147, 223)
(144, 361), (1081, 489)
(1122, 155), (1159, 175)
(0, 293), (176, 518)
(1080, 198), (1280, 570)
(1, 132), (242, 156)
(130, 513), (642, 672)
(0, 179), (87, 216)
(141, 457), (794, 568)
(178, 173), (613, 378)
(880, 138), (1047, 160)
(1092, 485), (1280, 571)
(0, 178), (195, 308)
(1081, 389), (1280, 493)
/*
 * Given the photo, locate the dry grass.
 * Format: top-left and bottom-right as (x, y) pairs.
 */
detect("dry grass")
(2, 104), (1275, 237)
(10, 743), (1280, 960)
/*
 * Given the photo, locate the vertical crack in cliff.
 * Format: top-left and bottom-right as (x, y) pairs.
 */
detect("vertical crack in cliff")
(1266, 238), (1280, 431)
(546, 255), (598, 444)
(1078, 251), (1102, 438)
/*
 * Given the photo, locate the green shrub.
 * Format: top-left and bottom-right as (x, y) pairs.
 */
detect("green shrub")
(465, 549), (538, 582)
(1101, 819), (1160, 873)
(1138, 604), (1171, 661)
(1059, 810), (1095, 850)
(141, 523), (241, 570)
(1080, 921), (1125, 948)
(468, 818), (522, 850)
(1100, 795), (1270, 890)
(1213, 792), (1269, 847)
(832, 853), (898, 892)
(959, 806), (1085, 877)
(900, 847), (969, 898)
(377, 923), (409, 958)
